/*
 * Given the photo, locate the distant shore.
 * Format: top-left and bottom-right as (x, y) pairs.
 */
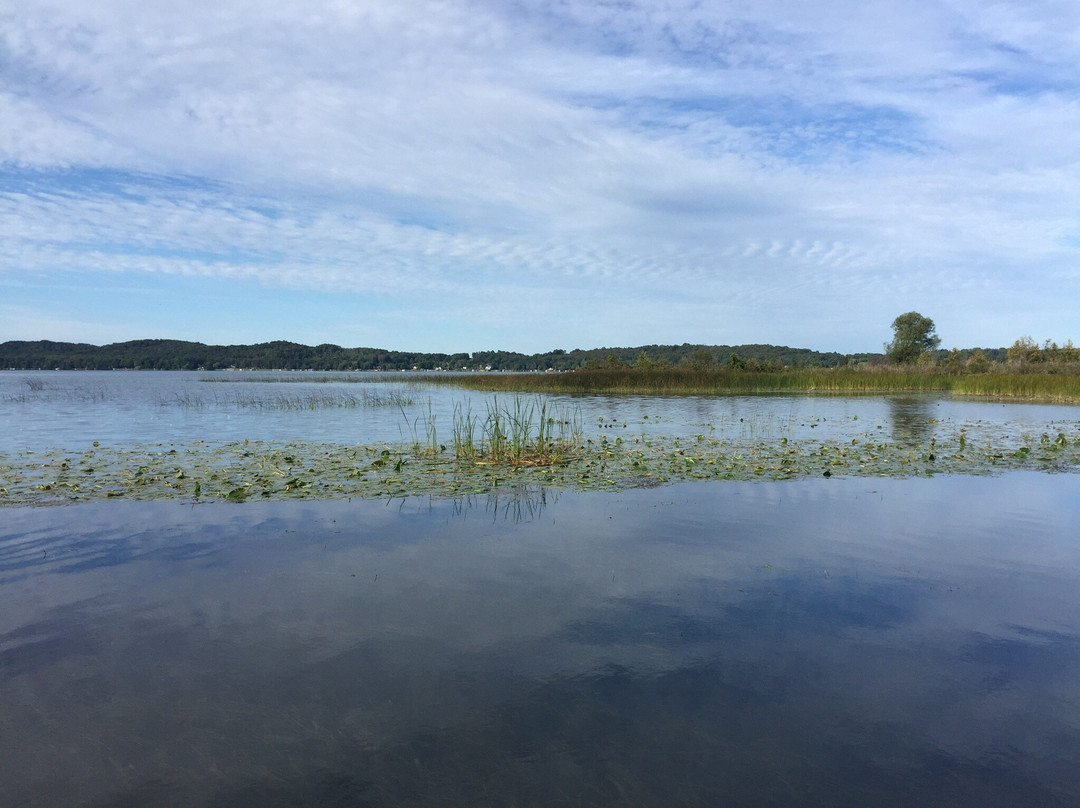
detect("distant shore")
(0, 338), (985, 372)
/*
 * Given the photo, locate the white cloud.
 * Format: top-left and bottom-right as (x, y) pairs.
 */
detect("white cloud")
(1, 0), (1079, 350)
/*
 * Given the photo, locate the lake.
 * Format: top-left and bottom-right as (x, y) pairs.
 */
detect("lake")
(3, 369), (1079, 453)
(2, 372), (1080, 806)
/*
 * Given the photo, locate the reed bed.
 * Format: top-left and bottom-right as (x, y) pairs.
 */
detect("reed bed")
(949, 373), (1080, 402)
(163, 389), (420, 410)
(422, 367), (1080, 402)
(199, 374), (425, 384)
(2, 384), (112, 404)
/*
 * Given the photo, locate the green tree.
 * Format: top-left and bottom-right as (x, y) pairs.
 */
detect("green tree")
(942, 347), (963, 374)
(885, 311), (940, 364)
(965, 349), (989, 373)
(1007, 336), (1039, 365)
(680, 347), (716, 370)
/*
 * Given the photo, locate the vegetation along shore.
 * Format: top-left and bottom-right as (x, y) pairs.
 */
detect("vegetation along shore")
(3, 336), (1079, 401)
(424, 365), (1080, 403)
(4, 310), (1079, 404)
(3, 314), (1078, 505)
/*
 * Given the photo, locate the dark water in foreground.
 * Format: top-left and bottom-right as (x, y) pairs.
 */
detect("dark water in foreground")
(2, 474), (1079, 807)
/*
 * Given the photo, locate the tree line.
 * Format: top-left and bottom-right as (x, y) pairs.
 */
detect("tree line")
(1, 339), (895, 372)
(882, 313), (1076, 373)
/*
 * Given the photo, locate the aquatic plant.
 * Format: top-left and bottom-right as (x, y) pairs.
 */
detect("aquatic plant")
(450, 396), (583, 466)
(3, 416), (1078, 506)
(399, 401), (441, 456)
(161, 389), (421, 410)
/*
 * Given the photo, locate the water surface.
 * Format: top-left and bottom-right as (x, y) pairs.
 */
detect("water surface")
(3, 473), (1079, 806)
(4, 370), (1079, 454)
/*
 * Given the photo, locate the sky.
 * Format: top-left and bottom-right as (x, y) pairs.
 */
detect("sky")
(1, 0), (1078, 354)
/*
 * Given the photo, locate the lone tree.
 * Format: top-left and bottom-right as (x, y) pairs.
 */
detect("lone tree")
(886, 311), (940, 364)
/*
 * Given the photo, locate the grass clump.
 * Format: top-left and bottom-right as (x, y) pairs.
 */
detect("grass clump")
(400, 396), (583, 465)
(456, 396), (583, 466)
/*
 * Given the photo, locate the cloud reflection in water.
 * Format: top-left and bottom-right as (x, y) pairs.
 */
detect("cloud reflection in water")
(1, 474), (1079, 806)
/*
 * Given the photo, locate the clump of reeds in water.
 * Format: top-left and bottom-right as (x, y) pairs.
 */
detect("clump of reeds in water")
(398, 401), (442, 457)
(4, 382), (111, 404)
(451, 397), (583, 466)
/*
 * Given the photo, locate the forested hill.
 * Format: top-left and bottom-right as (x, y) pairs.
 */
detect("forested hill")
(0, 338), (901, 371)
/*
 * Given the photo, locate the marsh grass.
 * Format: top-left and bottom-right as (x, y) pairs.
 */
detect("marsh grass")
(421, 367), (1080, 402)
(446, 397), (583, 465)
(451, 402), (481, 463)
(2, 384), (111, 404)
(394, 396), (584, 465)
(949, 372), (1080, 401)
(199, 373), (427, 384)
(399, 401), (442, 456)
(483, 396), (583, 465)
(162, 390), (420, 410)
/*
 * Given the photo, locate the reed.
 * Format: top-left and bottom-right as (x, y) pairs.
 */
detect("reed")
(451, 396), (583, 465)
(949, 372), (1080, 402)
(422, 367), (1080, 402)
(163, 389), (420, 409)
(399, 401), (442, 456)
(451, 402), (481, 463)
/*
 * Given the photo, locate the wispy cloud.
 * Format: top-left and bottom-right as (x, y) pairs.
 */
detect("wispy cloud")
(2, 0), (1078, 351)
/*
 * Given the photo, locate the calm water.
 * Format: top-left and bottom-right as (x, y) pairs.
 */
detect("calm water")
(2, 475), (1080, 807)
(3, 370), (1079, 453)
(3, 372), (1080, 806)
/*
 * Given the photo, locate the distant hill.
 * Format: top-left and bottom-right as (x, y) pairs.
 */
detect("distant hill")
(0, 339), (1003, 371)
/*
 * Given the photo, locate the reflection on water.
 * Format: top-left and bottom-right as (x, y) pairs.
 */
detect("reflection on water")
(887, 395), (936, 445)
(447, 485), (557, 523)
(2, 474), (1080, 807)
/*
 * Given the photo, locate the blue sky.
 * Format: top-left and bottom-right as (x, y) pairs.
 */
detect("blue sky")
(2, 0), (1078, 353)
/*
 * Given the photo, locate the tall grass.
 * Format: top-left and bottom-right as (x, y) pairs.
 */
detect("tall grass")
(452, 402), (481, 463)
(950, 372), (1080, 402)
(422, 366), (1080, 402)
(399, 401), (441, 455)
(199, 374), (427, 384)
(449, 396), (582, 465)
(164, 390), (419, 409)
